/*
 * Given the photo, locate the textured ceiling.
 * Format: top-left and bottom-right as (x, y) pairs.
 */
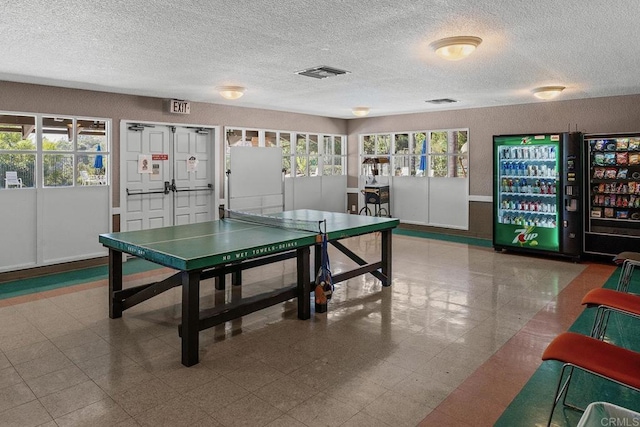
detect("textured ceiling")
(2, 1), (640, 119)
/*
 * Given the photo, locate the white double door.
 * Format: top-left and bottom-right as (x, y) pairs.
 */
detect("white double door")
(122, 123), (214, 232)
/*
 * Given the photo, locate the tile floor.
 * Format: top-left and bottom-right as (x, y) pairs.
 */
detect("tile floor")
(0, 234), (606, 427)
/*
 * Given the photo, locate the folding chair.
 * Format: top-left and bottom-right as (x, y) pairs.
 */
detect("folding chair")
(613, 252), (640, 293)
(581, 288), (640, 340)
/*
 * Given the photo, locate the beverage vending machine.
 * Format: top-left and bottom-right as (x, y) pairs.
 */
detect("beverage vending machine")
(493, 133), (582, 260)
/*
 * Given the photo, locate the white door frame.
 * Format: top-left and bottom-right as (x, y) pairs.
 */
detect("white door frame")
(119, 119), (220, 232)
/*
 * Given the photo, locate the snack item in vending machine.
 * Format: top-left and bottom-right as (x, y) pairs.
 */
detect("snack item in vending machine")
(617, 168), (629, 179)
(616, 139), (629, 150)
(594, 140), (606, 151)
(616, 152), (628, 165)
(629, 139), (640, 151)
(593, 168), (605, 179)
(594, 153), (605, 165)
(604, 152), (616, 165)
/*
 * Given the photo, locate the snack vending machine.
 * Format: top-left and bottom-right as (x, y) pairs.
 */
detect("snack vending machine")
(583, 133), (640, 256)
(493, 133), (582, 260)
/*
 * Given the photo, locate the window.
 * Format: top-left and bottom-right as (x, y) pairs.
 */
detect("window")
(361, 129), (468, 178)
(225, 127), (346, 177)
(360, 134), (391, 177)
(0, 114), (36, 188)
(43, 117), (74, 187)
(76, 120), (108, 185)
(429, 130), (468, 178)
(323, 135), (346, 175)
(0, 113), (110, 189)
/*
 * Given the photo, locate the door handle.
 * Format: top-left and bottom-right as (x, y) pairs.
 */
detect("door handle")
(164, 181), (172, 194)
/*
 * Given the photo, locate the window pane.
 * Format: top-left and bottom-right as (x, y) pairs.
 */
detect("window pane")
(334, 136), (342, 156)
(323, 136), (332, 156)
(246, 130), (259, 146)
(43, 153), (74, 186)
(394, 134), (409, 154)
(392, 156), (411, 176)
(430, 131), (448, 154)
(413, 132), (426, 154)
(43, 117), (73, 151)
(323, 155), (332, 176)
(309, 155), (318, 176)
(0, 115), (36, 150)
(0, 153), (36, 188)
(280, 133), (291, 154)
(265, 131), (276, 147)
(226, 129), (242, 147)
(309, 135), (318, 156)
(454, 130), (468, 153)
(454, 155), (468, 177)
(77, 154), (107, 185)
(295, 156), (307, 176)
(362, 135), (375, 155)
(77, 120), (107, 151)
(430, 154), (448, 177)
(296, 134), (307, 155)
(333, 162), (343, 175)
(376, 135), (391, 154)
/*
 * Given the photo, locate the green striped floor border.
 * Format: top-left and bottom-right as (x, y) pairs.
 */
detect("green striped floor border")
(0, 259), (163, 301)
(495, 268), (640, 426)
(393, 228), (492, 248)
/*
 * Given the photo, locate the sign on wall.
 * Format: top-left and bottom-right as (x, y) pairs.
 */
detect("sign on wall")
(169, 99), (190, 114)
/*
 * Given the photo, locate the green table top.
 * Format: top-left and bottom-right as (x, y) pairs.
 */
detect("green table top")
(99, 210), (399, 271)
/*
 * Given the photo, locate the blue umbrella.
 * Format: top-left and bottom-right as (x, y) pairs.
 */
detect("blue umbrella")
(94, 144), (103, 171)
(418, 139), (427, 173)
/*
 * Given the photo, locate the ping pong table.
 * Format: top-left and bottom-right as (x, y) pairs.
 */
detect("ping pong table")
(99, 209), (399, 366)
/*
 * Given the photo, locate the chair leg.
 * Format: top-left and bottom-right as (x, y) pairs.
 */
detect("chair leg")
(547, 364), (575, 427)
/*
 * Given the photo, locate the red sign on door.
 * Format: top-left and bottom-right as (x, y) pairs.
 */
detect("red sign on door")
(151, 154), (169, 160)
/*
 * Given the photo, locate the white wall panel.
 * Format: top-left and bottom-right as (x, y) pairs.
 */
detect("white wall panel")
(293, 177), (322, 210)
(428, 178), (469, 229)
(320, 175), (347, 213)
(41, 187), (109, 264)
(391, 177), (428, 223)
(0, 189), (38, 271)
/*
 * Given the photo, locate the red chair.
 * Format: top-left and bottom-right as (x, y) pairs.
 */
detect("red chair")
(581, 288), (640, 340)
(613, 252), (640, 292)
(542, 332), (640, 427)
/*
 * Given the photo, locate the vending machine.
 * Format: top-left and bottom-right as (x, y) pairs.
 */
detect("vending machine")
(583, 133), (640, 256)
(493, 133), (582, 260)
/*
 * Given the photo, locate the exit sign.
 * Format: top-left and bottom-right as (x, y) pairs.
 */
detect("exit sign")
(169, 99), (190, 114)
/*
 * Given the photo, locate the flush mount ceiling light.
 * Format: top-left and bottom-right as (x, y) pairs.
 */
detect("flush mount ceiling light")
(352, 107), (370, 117)
(218, 86), (245, 100)
(430, 36), (482, 61)
(532, 86), (566, 100)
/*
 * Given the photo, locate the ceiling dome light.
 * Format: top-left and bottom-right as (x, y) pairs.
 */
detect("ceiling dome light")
(218, 86), (245, 100)
(352, 107), (370, 117)
(430, 36), (482, 61)
(532, 86), (566, 100)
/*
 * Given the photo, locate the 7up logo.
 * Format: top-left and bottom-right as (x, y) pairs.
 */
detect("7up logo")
(513, 226), (539, 247)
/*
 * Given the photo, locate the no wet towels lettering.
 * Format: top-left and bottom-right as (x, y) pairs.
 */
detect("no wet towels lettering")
(221, 241), (299, 261)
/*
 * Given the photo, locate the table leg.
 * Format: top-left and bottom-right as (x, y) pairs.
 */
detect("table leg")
(109, 249), (123, 319)
(181, 270), (201, 367)
(381, 229), (392, 286)
(297, 247), (311, 320)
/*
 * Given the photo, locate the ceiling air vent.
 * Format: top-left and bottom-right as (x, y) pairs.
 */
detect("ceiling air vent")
(296, 66), (350, 79)
(426, 98), (458, 104)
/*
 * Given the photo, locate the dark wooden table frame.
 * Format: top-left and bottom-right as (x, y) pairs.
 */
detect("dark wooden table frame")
(108, 228), (393, 367)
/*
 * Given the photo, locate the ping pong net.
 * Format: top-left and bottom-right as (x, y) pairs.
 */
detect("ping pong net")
(222, 209), (325, 234)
